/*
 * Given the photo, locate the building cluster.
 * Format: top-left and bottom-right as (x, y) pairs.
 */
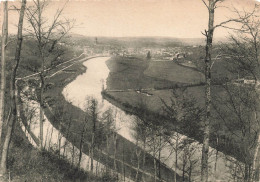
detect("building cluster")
(64, 38), (198, 65)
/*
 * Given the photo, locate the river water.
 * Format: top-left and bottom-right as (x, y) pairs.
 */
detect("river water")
(62, 57), (136, 142)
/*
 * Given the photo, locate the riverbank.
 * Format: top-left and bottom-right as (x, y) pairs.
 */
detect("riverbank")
(39, 56), (180, 181)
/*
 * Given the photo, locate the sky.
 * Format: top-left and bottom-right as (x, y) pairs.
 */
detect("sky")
(2, 0), (260, 38)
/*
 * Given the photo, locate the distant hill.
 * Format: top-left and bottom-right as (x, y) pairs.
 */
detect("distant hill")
(2, 34), (228, 48)
(66, 34), (228, 47)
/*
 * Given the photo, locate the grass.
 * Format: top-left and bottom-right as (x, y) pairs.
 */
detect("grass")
(144, 61), (204, 84)
(106, 56), (184, 90)
(105, 85), (205, 116)
(105, 89), (173, 115)
(6, 114), (115, 182)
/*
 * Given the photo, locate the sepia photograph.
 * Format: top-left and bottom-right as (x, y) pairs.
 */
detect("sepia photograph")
(0, 0), (260, 181)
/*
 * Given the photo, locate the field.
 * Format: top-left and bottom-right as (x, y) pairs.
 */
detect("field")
(106, 56), (188, 90)
(144, 61), (204, 84)
(105, 56), (206, 114)
(105, 86), (205, 116)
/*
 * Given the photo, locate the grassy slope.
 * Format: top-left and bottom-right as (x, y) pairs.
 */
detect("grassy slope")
(106, 56), (186, 90)
(9, 124), (106, 182)
(144, 61), (204, 84)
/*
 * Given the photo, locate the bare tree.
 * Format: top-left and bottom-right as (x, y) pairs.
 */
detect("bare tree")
(84, 97), (98, 173)
(216, 10), (260, 180)
(0, 0), (27, 177)
(101, 107), (116, 173)
(25, 0), (74, 149)
(132, 116), (149, 182)
(200, 1), (258, 181)
(78, 116), (87, 169)
(0, 1), (8, 145)
(200, 1), (220, 180)
(177, 139), (200, 182)
(161, 88), (203, 181)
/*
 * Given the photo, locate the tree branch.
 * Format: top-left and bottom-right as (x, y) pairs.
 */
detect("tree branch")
(201, 0), (209, 10)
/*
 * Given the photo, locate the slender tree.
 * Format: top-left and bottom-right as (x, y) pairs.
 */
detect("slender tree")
(0, 1), (8, 145)
(84, 97), (98, 173)
(200, 1), (217, 181)
(25, 0), (73, 149)
(200, 1), (257, 180)
(0, 0), (27, 177)
(147, 51), (151, 60)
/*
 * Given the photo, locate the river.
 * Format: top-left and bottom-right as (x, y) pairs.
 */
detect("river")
(20, 56), (239, 181)
(62, 57), (136, 142)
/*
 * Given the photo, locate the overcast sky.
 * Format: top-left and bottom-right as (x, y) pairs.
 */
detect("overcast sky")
(3, 0), (260, 38)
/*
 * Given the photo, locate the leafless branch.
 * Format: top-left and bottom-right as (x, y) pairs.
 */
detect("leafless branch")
(202, 0), (209, 9)
(201, 29), (208, 37)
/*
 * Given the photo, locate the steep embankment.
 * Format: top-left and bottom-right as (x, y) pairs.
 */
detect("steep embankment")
(2, 55), (108, 181)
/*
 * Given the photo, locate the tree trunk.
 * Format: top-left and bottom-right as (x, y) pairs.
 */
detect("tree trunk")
(78, 124), (85, 169)
(174, 136), (179, 182)
(135, 136), (140, 182)
(106, 135), (110, 172)
(91, 99), (97, 173)
(189, 164), (192, 182)
(214, 148), (219, 181)
(0, 0), (26, 177)
(182, 160), (185, 182)
(91, 132), (94, 173)
(252, 112), (260, 181)
(71, 143), (75, 166)
(158, 135), (161, 181)
(39, 74), (44, 150)
(0, 0), (8, 145)
(113, 133), (117, 171)
(123, 140), (126, 182)
(96, 146), (99, 176)
(58, 124), (62, 158)
(153, 143), (157, 182)
(201, 1), (215, 181)
(135, 149), (141, 182)
(63, 117), (72, 157)
(245, 164), (249, 182)
(142, 138), (146, 182)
